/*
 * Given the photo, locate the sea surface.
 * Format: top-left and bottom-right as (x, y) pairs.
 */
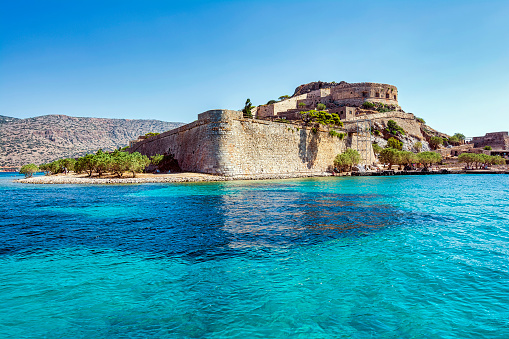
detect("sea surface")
(0, 172), (508, 338)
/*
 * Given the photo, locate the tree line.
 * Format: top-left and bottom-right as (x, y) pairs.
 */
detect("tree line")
(458, 153), (505, 169)
(20, 150), (165, 178)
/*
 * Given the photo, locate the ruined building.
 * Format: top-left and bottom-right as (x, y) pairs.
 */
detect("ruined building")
(129, 81), (433, 176)
(257, 82), (399, 121)
(472, 132), (509, 150)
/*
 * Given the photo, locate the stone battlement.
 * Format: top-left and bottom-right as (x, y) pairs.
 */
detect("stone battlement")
(129, 109), (374, 176)
(257, 81), (399, 120)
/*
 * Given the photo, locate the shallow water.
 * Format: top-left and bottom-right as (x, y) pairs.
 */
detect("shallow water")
(1, 173), (508, 338)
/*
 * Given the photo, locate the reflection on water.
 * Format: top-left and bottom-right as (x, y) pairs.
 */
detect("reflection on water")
(1, 176), (509, 338)
(0, 181), (406, 260)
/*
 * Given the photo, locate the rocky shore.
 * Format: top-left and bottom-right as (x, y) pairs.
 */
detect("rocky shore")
(16, 172), (333, 185)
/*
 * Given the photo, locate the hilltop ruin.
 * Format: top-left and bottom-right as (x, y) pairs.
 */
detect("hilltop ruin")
(129, 81), (444, 177)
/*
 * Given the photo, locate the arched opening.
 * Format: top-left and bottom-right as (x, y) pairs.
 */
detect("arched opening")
(394, 95), (397, 100)
(375, 92), (380, 98)
(362, 91), (368, 98)
(386, 93), (390, 99)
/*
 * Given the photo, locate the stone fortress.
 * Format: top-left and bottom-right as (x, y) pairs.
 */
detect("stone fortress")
(129, 81), (435, 177)
(257, 81), (399, 121)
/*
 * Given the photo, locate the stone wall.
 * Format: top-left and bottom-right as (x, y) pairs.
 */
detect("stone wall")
(257, 81), (399, 119)
(129, 110), (373, 176)
(472, 132), (509, 150)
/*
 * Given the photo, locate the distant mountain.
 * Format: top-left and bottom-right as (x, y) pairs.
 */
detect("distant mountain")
(0, 115), (20, 124)
(0, 114), (184, 167)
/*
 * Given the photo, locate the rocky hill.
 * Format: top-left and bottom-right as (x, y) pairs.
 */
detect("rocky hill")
(0, 115), (184, 167)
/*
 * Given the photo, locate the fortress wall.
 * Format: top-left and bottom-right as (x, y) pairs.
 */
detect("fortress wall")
(129, 109), (366, 176)
(217, 118), (348, 176)
(331, 83), (398, 105)
(257, 93), (308, 118)
(128, 110), (241, 174)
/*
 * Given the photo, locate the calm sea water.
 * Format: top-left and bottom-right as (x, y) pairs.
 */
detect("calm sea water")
(0, 172), (508, 338)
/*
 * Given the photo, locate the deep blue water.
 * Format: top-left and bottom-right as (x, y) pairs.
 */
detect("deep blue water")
(0, 172), (508, 338)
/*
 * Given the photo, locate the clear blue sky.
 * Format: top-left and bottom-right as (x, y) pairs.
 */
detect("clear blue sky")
(1, 0), (508, 136)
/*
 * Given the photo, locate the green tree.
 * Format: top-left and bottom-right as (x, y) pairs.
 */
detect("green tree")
(334, 149), (361, 172)
(127, 152), (150, 178)
(413, 141), (423, 153)
(484, 146), (492, 150)
(448, 135), (460, 145)
(61, 158), (76, 172)
(417, 151), (442, 167)
(453, 133), (465, 141)
(150, 154), (164, 166)
(93, 149), (112, 177)
(76, 154), (95, 176)
(266, 100), (277, 105)
(429, 136), (444, 150)
(399, 151), (418, 165)
(316, 103), (326, 110)
(372, 143), (383, 155)
(458, 153), (477, 168)
(387, 137), (403, 150)
(110, 150), (131, 177)
(20, 163), (39, 178)
(386, 120), (405, 135)
(298, 102), (306, 107)
(379, 148), (400, 169)
(278, 95), (290, 101)
(242, 98), (254, 118)
(300, 110), (343, 127)
(416, 117), (425, 124)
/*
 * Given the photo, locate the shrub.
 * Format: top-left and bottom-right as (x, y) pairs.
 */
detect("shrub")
(484, 146), (492, 150)
(298, 102), (306, 107)
(372, 143), (383, 155)
(417, 151), (442, 166)
(386, 120), (405, 135)
(413, 141), (423, 153)
(453, 133), (465, 141)
(278, 95), (290, 101)
(379, 148), (400, 169)
(266, 100), (277, 105)
(300, 110), (343, 127)
(150, 154), (164, 166)
(334, 149), (361, 171)
(145, 132), (160, 137)
(416, 117), (425, 124)
(329, 130), (346, 139)
(387, 137), (403, 150)
(20, 163), (39, 178)
(242, 98), (253, 118)
(317, 103), (326, 110)
(362, 101), (375, 109)
(429, 136), (444, 150)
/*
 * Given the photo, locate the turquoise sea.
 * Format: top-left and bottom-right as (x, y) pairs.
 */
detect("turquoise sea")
(0, 172), (508, 338)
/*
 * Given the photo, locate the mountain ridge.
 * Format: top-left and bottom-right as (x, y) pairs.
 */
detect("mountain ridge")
(0, 114), (184, 167)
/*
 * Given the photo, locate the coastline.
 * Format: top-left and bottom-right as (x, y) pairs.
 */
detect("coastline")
(16, 172), (334, 185)
(15, 168), (509, 185)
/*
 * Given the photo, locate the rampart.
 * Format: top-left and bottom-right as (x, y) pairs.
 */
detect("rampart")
(472, 132), (509, 150)
(129, 110), (372, 176)
(257, 82), (399, 119)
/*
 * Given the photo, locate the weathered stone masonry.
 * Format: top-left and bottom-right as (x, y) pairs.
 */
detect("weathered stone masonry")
(129, 110), (357, 176)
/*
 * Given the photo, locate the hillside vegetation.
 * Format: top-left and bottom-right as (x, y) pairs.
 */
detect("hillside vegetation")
(0, 114), (183, 167)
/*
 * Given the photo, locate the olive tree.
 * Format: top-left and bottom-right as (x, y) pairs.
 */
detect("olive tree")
(20, 164), (39, 178)
(334, 149), (361, 172)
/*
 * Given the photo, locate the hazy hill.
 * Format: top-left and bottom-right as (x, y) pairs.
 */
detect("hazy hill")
(0, 114), (184, 167)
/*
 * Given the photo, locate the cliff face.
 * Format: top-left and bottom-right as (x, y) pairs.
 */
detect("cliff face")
(0, 115), (184, 167)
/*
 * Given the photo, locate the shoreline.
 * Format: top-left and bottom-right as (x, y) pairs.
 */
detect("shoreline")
(16, 172), (334, 185)
(15, 168), (509, 185)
